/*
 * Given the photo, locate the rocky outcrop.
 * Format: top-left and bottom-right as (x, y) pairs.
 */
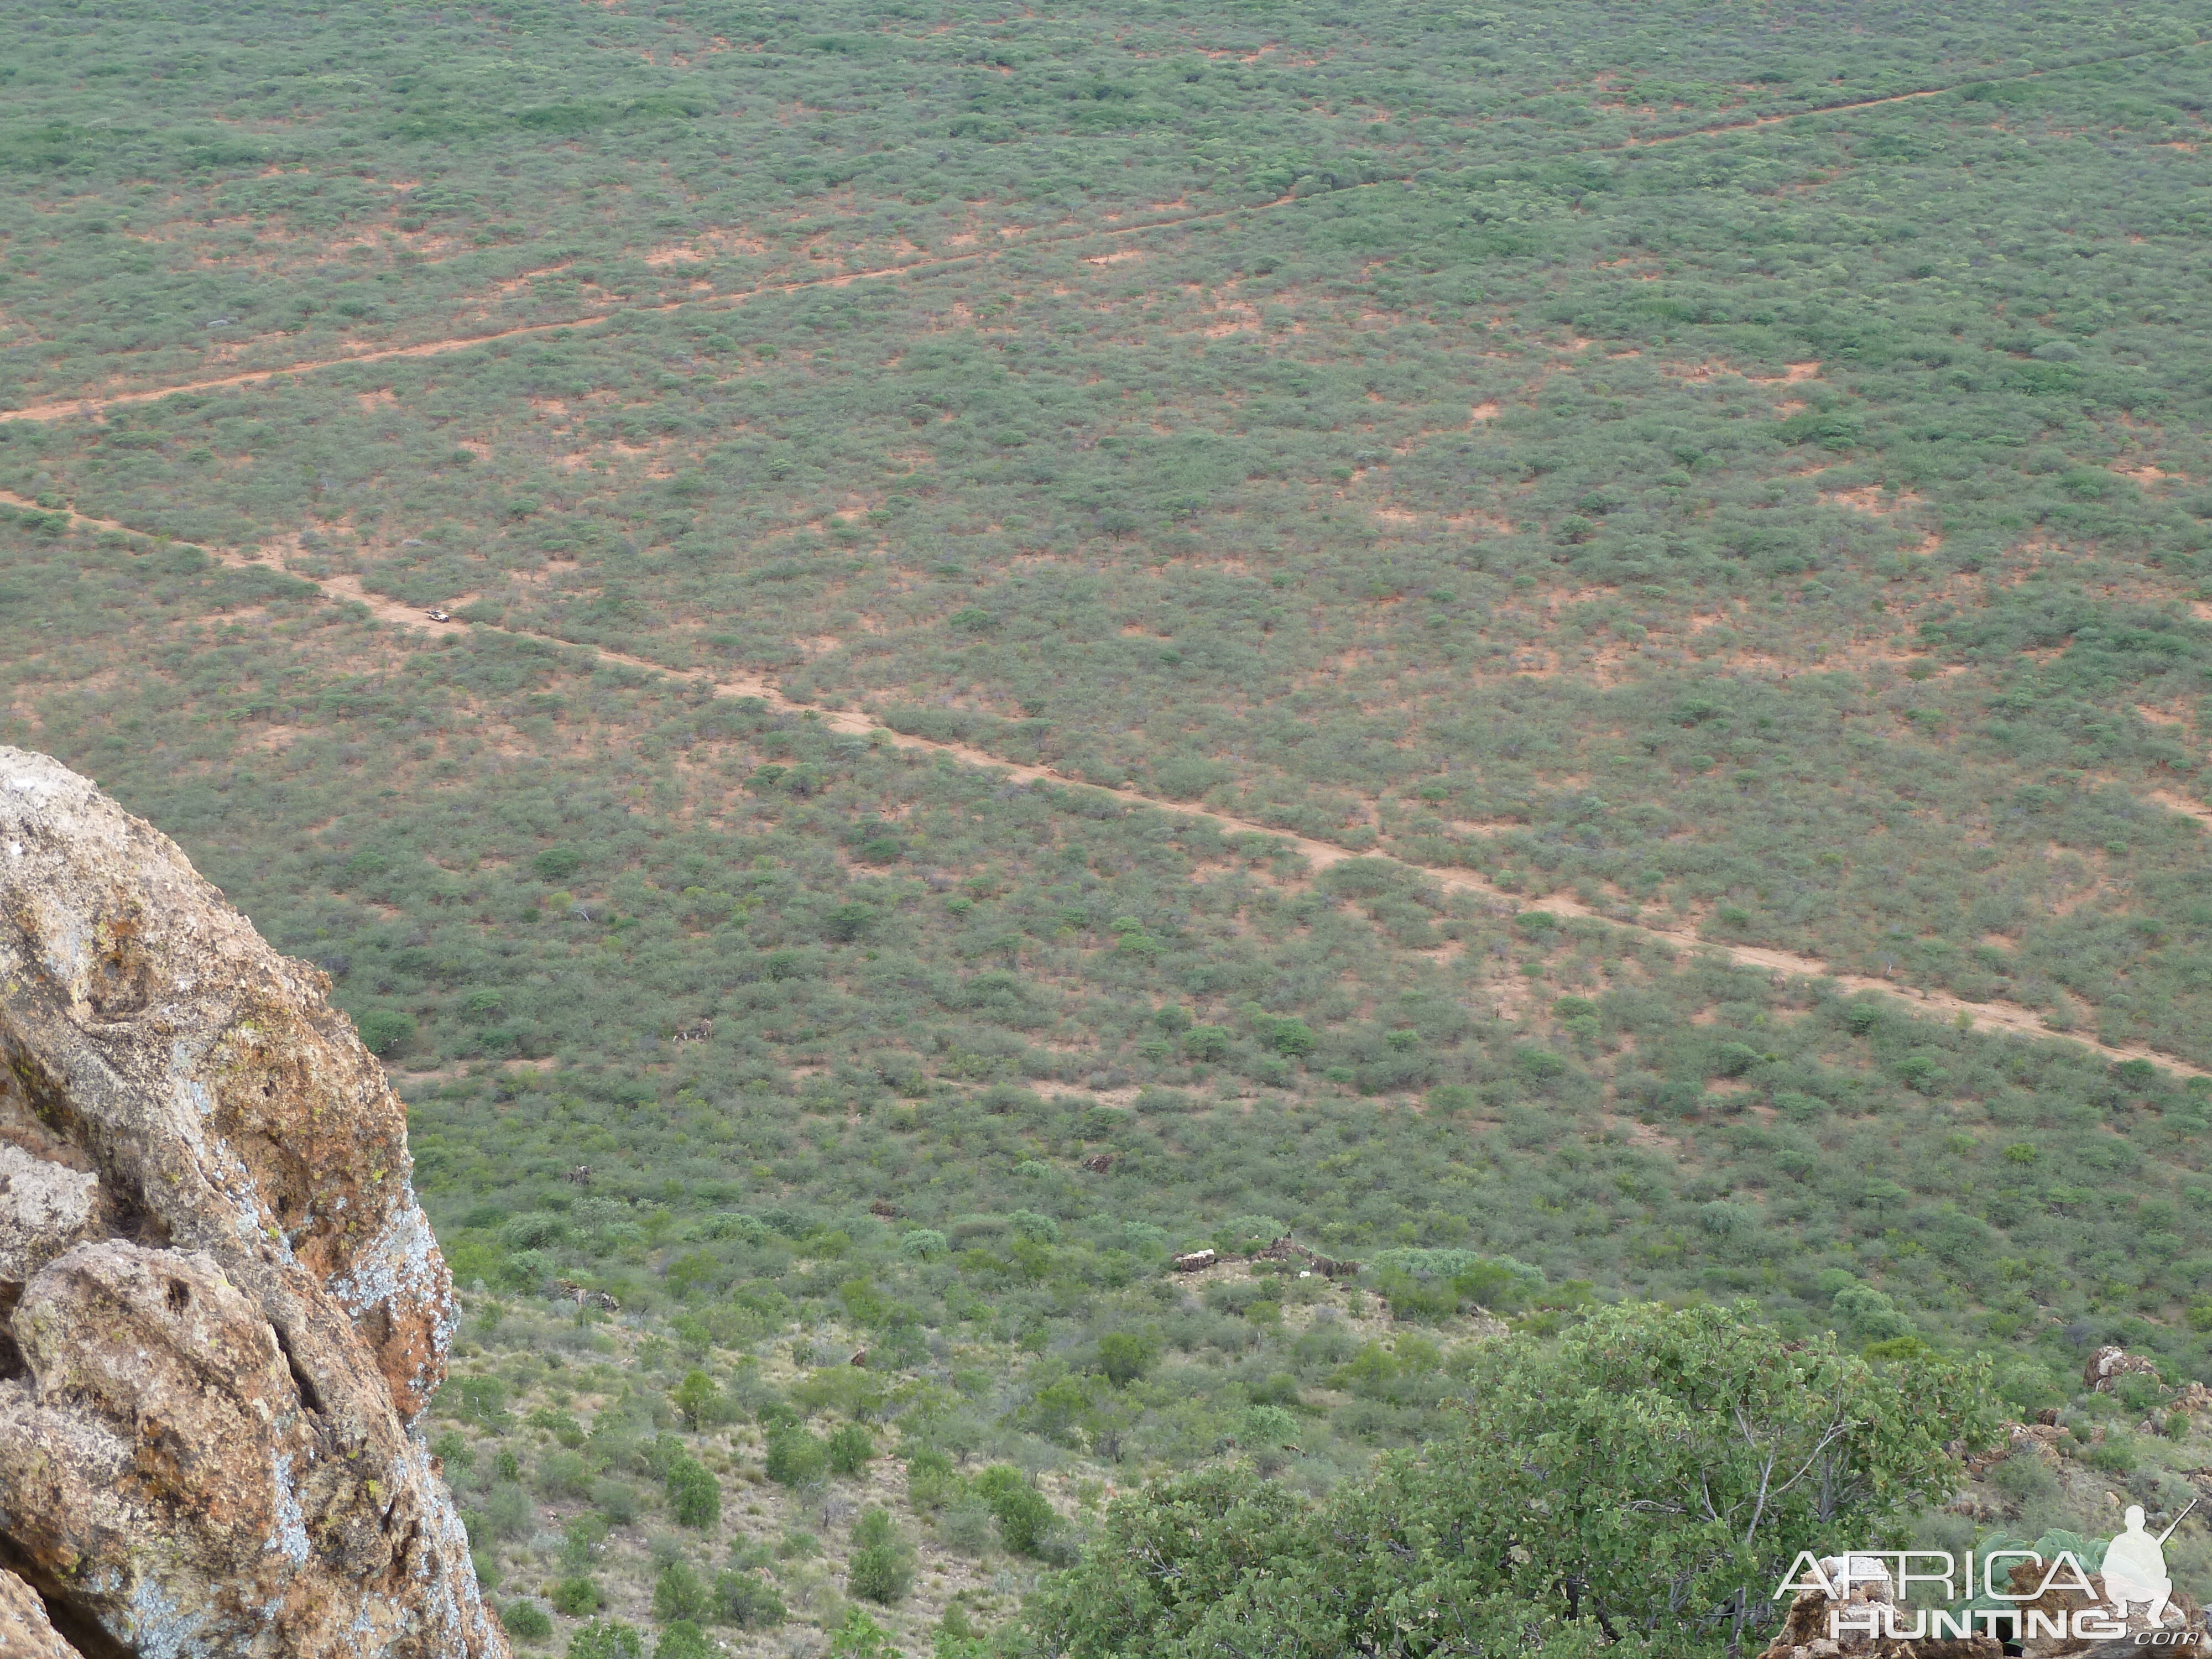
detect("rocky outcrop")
(0, 748), (504, 1657)
(2084, 1345), (2160, 1394)
(1759, 1556), (1999, 1659)
(2003, 1554), (2202, 1659)
(0, 1566), (76, 1659)
(1760, 1550), (2208, 1659)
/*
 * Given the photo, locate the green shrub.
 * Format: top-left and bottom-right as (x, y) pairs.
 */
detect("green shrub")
(714, 1569), (786, 1629)
(354, 1008), (418, 1057)
(907, 1447), (962, 1511)
(537, 1450), (592, 1500)
(567, 1623), (643, 1659)
(765, 1430), (828, 1486)
(938, 1499), (996, 1556)
(827, 1421), (875, 1475)
(665, 1457), (721, 1529)
(502, 1600), (552, 1642)
(654, 1623), (712, 1659)
(670, 1370), (732, 1431)
(551, 1576), (604, 1617)
(972, 1466), (1055, 1555)
(592, 1481), (640, 1526)
(899, 1229), (949, 1260)
(533, 846), (585, 881)
(1096, 1331), (1159, 1386)
(828, 1608), (903, 1659)
(653, 1560), (711, 1624)
(848, 1511), (915, 1608)
(478, 1483), (532, 1540)
(2086, 1432), (2138, 1475)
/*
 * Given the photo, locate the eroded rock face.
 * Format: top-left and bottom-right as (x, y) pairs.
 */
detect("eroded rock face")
(2085, 1345), (2161, 1394)
(1758, 1556), (2000, 1659)
(0, 747), (504, 1658)
(0, 1566), (76, 1659)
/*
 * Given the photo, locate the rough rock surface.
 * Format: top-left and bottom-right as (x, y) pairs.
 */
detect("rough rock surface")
(1760, 1552), (2208, 1659)
(2084, 1345), (2161, 1394)
(0, 1566), (76, 1659)
(2002, 1554), (2203, 1659)
(0, 747), (504, 1657)
(1758, 1556), (2000, 1659)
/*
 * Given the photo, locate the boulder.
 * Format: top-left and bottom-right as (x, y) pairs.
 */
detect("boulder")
(2005, 1553), (2201, 1659)
(1757, 1555), (1999, 1659)
(0, 1567), (76, 1659)
(0, 747), (504, 1658)
(2084, 1346), (2161, 1394)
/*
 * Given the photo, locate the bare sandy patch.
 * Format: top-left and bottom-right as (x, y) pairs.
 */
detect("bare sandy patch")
(2152, 790), (2212, 826)
(1822, 483), (1924, 515)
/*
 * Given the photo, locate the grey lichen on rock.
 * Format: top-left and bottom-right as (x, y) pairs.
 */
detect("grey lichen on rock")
(0, 748), (507, 1658)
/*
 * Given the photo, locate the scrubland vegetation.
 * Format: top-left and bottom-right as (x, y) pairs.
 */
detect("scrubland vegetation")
(11, 0), (2212, 1652)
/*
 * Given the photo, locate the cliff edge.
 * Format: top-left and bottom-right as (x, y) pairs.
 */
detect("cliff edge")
(0, 748), (505, 1657)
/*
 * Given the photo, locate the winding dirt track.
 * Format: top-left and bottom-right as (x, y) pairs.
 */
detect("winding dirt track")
(9, 487), (2205, 1081)
(2, 40), (2199, 424)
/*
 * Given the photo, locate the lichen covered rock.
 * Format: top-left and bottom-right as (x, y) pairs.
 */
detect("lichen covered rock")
(0, 747), (504, 1658)
(0, 1566), (76, 1659)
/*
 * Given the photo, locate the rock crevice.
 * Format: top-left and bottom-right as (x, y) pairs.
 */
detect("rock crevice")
(0, 747), (504, 1658)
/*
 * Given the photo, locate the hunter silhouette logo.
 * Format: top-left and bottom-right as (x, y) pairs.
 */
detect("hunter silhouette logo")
(1776, 1503), (2198, 1645)
(2107, 1506), (2180, 1626)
